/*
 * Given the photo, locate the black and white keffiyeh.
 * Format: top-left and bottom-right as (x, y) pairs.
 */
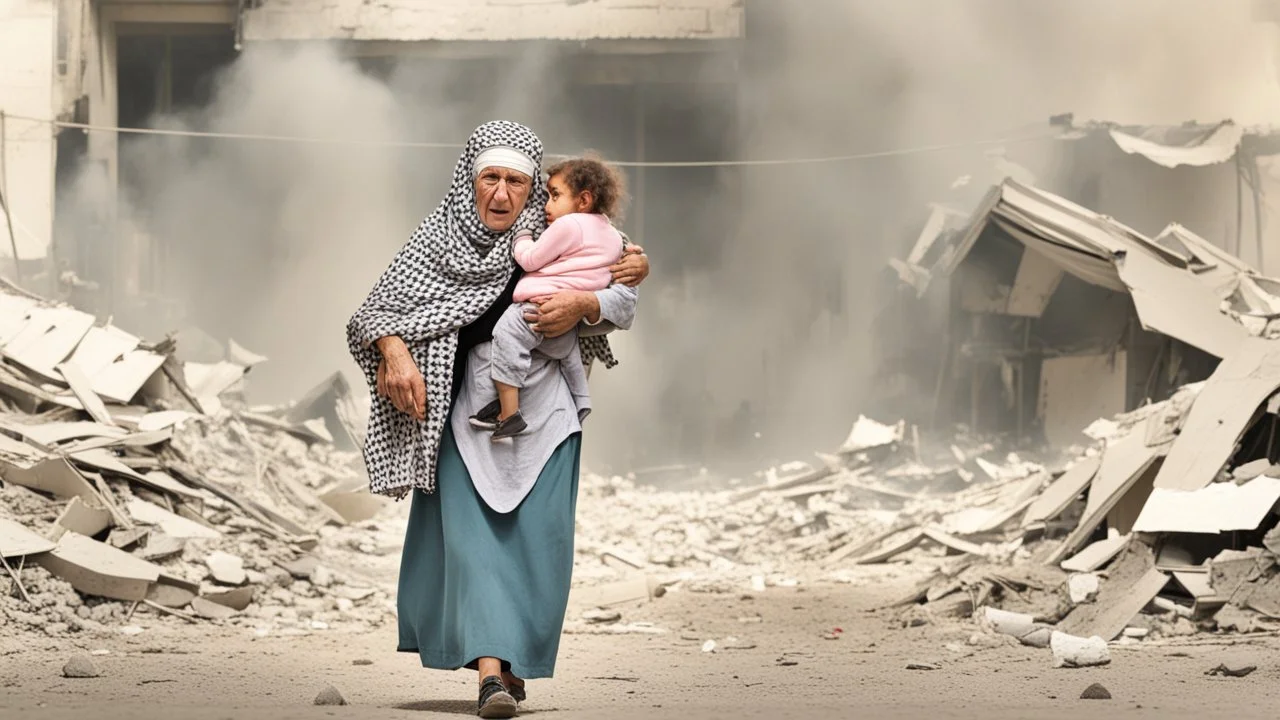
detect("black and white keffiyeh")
(347, 121), (617, 498)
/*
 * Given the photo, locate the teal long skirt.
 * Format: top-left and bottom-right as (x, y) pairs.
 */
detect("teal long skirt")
(396, 424), (582, 679)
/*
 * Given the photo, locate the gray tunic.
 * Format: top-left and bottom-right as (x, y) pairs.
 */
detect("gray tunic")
(451, 284), (638, 513)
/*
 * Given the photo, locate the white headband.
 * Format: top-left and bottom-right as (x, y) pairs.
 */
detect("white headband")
(472, 146), (538, 181)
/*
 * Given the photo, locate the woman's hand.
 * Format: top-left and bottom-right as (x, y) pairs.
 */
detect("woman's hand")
(611, 245), (649, 287)
(525, 291), (599, 338)
(375, 336), (426, 420)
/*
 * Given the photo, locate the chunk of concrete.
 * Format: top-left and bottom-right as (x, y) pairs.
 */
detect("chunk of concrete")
(1051, 632), (1111, 668)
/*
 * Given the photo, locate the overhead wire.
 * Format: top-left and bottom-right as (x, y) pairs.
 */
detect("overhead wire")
(2, 113), (1061, 169)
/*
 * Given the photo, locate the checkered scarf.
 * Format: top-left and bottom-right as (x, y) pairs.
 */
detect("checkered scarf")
(347, 121), (616, 498)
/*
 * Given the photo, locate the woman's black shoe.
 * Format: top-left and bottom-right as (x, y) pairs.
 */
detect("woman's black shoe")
(478, 675), (517, 718)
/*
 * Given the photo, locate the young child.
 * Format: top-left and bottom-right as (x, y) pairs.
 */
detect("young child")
(470, 156), (627, 441)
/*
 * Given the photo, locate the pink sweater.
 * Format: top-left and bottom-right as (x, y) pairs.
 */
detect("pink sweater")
(512, 213), (624, 302)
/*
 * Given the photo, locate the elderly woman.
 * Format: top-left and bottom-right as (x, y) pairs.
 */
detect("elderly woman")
(346, 121), (648, 719)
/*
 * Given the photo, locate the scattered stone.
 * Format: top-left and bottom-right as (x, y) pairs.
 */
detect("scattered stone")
(582, 608), (622, 624)
(62, 656), (101, 678)
(191, 597), (238, 620)
(352, 659), (373, 666)
(314, 684), (347, 706)
(1122, 627), (1149, 639)
(701, 640), (717, 653)
(1080, 683), (1111, 700)
(906, 662), (940, 671)
(1207, 664), (1257, 678)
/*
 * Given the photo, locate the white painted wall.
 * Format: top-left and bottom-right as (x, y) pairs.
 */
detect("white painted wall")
(243, 0), (743, 42)
(0, 0), (55, 261)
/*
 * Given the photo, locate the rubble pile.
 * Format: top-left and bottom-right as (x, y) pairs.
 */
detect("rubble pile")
(0, 283), (396, 639)
(572, 416), (1059, 595)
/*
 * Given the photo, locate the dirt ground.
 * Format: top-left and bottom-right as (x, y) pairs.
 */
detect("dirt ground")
(5, 574), (1280, 720)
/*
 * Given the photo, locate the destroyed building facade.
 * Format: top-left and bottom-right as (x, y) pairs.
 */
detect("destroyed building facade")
(0, 0), (744, 328)
(872, 120), (1280, 444)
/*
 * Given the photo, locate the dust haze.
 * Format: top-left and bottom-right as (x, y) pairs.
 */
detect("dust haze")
(58, 0), (1280, 479)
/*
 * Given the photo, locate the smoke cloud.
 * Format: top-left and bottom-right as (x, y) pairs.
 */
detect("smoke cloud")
(56, 0), (1280, 480)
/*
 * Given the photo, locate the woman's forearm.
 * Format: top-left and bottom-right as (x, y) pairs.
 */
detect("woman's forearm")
(375, 335), (411, 360)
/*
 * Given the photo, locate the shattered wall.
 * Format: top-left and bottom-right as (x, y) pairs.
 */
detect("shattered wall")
(0, 0), (56, 264)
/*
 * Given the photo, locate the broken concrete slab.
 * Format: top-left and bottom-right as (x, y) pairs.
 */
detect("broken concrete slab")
(35, 531), (162, 601)
(1059, 544), (1169, 641)
(190, 596), (238, 620)
(0, 419), (126, 448)
(1022, 456), (1100, 528)
(126, 498), (220, 540)
(91, 350), (168, 404)
(3, 306), (96, 379)
(3, 455), (102, 504)
(1155, 338), (1280, 492)
(1133, 475), (1280, 534)
(202, 585), (256, 611)
(146, 573), (200, 609)
(1049, 430), (1164, 564)
(0, 516), (55, 557)
(53, 496), (112, 539)
(135, 534), (186, 562)
(57, 361), (115, 427)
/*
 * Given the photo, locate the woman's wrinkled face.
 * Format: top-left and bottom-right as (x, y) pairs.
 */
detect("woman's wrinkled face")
(474, 166), (533, 232)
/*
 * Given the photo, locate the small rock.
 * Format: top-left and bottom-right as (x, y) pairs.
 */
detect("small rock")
(310, 565), (333, 588)
(701, 640), (717, 653)
(206, 551), (247, 586)
(62, 656), (101, 678)
(1207, 663), (1257, 678)
(906, 662), (940, 671)
(352, 659), (373, 666)
(582, 608), (622, 624)
(314, 684), (347, 706)
(1080, 683), (1111, 700)
(1122, 627), (1149, 639)
(1068, 573), (1100, 604)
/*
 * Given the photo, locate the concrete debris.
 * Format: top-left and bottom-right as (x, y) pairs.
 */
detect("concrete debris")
(1080, 683), (1112, 700)
(0, 285), (394, 641)
(1067, 574), (1100, 604)
(205, 552), (247, 586)
(1050, 632), (1111, 668)
(62, 655), (101, 678)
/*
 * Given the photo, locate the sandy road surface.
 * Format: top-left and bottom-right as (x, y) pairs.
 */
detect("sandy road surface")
(5, 579), (1280, 720)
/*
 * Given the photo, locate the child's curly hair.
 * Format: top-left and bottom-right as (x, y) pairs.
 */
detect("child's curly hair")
(545, 153), (628, 221)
